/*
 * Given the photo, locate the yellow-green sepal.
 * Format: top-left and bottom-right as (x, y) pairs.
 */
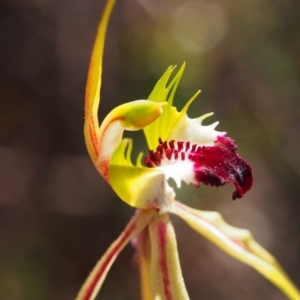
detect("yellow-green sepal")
(171, 202), (300, 300)
(84, 0), (116, 163)
(109, 139), (174, 210)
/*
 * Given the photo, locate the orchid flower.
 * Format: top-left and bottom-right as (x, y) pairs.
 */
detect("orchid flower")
(76, 0), (300, 299)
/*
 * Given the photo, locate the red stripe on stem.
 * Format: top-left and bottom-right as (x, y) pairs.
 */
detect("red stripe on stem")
(82, 221), (136, 300)
(157, 221), (172, 300)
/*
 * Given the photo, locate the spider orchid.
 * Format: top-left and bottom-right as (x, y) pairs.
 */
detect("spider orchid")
(76, 0), (300, 299)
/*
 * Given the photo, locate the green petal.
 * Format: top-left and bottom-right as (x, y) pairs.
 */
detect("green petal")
(143, 63), (222, 150)
(109, 139), (175, 210)
(144, 63), (199, 149)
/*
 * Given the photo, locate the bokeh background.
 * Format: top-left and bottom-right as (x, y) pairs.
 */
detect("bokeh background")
(1, 0), (300, 299)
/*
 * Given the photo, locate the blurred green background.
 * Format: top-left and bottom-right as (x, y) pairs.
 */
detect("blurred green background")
(0, 0), (300, 299)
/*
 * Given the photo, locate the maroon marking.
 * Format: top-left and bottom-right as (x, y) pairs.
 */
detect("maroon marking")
(181, 152), (185, 160)
(169, 140), (175, 149)
(177, 141), (184, 151)
(174, 150), (178, 160)
(185, 141), (190, 151)
(166, 149), (172, 160)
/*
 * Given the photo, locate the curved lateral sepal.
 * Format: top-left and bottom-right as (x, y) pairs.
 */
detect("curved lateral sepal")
(148, 213), (190, 300)
(76, 209), (154, 300)
(84, 0), (116, 162)
(137, 229), (154, 300)
(171, 201), (300, 300)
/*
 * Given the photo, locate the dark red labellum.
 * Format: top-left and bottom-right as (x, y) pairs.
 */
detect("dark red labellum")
(145, 136), (253, 200)
(191, 135), (252, 200)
